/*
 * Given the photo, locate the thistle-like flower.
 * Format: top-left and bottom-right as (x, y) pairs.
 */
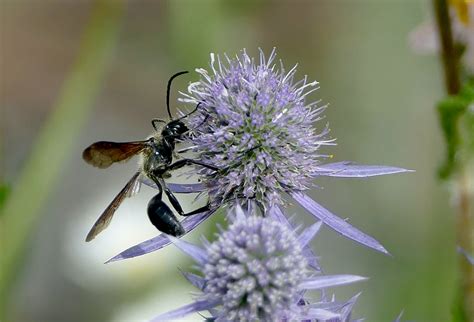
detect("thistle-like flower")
(181, 48), (333, 209)
(108, 49), (410, 263)
(151, 205), (366, 321)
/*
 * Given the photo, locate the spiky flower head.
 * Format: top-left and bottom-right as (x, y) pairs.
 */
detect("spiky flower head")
(181, 48), (333, 208)
(152, 206), (368, 321)
(203, 215), (307, 320)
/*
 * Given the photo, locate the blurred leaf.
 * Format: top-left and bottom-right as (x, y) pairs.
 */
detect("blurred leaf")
(463, 108), (474, 154)
(457, 82), (474, 173)
(0, 184), (10, 212)
(437, 81), (474, 179)
(451, 286), (468, 322)
(437, 97), (466, 178)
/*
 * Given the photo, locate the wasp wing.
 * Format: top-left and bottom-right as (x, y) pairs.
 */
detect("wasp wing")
(83, 141), (148, 169)
(85, 172), (141, 242)
(127, 176), (141, 197)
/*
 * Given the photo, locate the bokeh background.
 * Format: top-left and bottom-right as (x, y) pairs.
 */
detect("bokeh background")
(1, 0), (460, 321)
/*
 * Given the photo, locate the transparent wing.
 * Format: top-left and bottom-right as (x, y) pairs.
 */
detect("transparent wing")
(85, 172), (141, 242)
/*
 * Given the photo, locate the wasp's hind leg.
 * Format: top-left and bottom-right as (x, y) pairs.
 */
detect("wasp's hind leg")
(180, 203), (212, 216)
(162, 181), (211, 217)
(147, 180), (185, 236)
(162, 184), (185, 216)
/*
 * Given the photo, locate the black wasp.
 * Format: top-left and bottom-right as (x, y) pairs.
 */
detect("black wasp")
(83, 71), (217, 242)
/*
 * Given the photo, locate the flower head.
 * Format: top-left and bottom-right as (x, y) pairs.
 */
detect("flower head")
(204, 215), (306, 320)
(151, 205), (367, 321)
(181, 48), (333, 208)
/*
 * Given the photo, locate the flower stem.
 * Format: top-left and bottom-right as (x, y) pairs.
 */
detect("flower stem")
(432, 0), (473, 320)
(433, 0), (461, 95)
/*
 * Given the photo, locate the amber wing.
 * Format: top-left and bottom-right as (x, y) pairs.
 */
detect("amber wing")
(85, 172), (141, 242)
(83, 141), (147, 169)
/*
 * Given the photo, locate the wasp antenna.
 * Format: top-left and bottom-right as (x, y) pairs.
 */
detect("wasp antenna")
(166, 71), (189, 119)
(151, 118), (167, 131)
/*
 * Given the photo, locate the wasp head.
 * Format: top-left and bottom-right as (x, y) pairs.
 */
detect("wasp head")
(162, 119), (188, 140)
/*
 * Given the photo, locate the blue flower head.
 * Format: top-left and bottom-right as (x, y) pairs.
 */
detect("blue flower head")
(152, 205), (367, 321)
(203, 215), (307, 320)
(181, 48), (333, 208)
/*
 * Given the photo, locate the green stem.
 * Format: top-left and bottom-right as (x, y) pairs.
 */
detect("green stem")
(432, 1), (473, 321)
(0, 0), (124, 317)
(456, 170), (474, 321)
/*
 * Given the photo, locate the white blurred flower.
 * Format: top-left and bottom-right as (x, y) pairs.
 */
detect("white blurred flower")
(409, 0), (474, 73)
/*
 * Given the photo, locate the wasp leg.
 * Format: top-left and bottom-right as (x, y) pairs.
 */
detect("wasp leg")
(167, 158), (219, 172)
(162, 184), (185, 216)
(180, 203), (212, 216)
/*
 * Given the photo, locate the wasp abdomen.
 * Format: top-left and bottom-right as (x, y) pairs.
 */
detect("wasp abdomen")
(147, 193), (185, 236)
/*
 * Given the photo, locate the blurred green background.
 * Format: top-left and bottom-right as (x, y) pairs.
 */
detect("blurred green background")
(1, 0), (459, 321)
